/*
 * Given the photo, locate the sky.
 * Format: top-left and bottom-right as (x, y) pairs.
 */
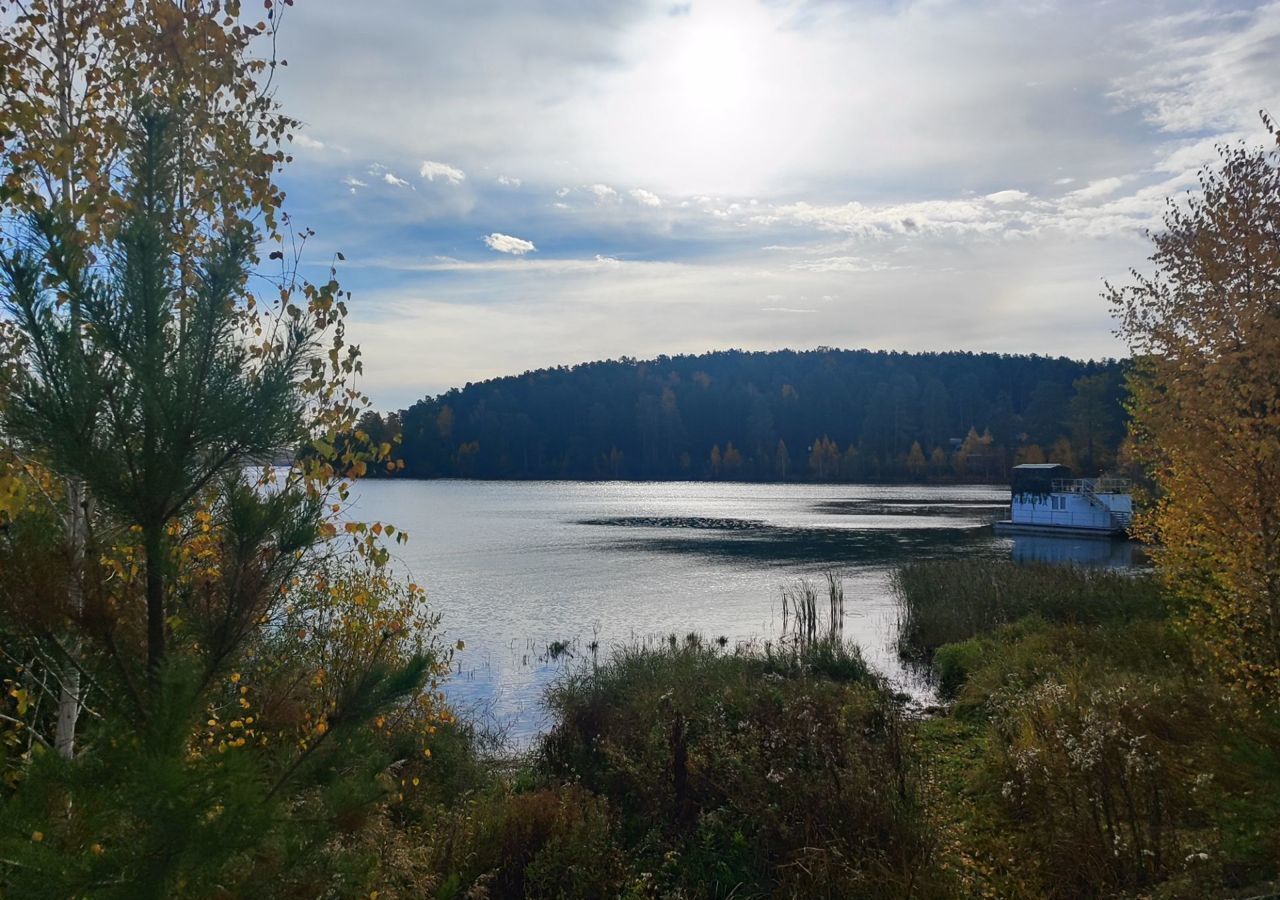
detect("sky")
(269, 0), (1280, 410)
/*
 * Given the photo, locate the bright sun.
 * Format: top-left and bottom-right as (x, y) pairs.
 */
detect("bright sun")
(583, 1), (825, 197)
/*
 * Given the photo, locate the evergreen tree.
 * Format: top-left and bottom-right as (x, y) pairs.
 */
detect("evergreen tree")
(4, 113), (310, 675)
(1068, 372), (1124, 474)
(0, 112), (441, 899)
(391, 349), (1124, 483)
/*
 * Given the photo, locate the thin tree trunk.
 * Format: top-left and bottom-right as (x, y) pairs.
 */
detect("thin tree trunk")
(55, 477), (87, 758)
(52, 0), (85, 761)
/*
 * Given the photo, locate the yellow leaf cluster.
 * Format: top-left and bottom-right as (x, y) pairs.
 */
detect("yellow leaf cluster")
(1111, 122), (1280, 708)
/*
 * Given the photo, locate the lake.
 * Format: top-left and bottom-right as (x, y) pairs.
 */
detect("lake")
(346, 480), (1138, 745)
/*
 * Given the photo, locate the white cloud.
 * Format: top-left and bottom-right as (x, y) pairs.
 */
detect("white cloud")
(294, 133), (325, 150)
(1152, 134), (1241, 176)
(790, 256), (895, 274)
(1108, 6), (1280, 136)
(630, 188), (662, 207)
(589, 183), (618, 202)
(497, 174), (522, 187)
(985, 189), (1028, 204)
(367, 163), (413, 189)
(556, 187), (571, 197)
(759, 198), (998, 238)
(420, 160), (467, 184)
(342, 176), (368, 193)
(750, 177), (1185, 243)
(278, 0), (1280, 202)
(386, 255), (639, 274)
(484, 232), (537, 255)
(1067, 177), (1125, 201)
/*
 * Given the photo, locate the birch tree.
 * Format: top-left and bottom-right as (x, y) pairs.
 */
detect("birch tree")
(1110, 116), (1280, 707)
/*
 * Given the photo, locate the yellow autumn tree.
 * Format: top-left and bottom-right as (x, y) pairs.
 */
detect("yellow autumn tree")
(1048, 436), (1077, 471)
(808, 436), (839, 480)
(1110, 116), (1280, 707)
(1015, 443), (1047, 466)
(954, 427), (994, 477)
(722, 442), (744, 474)
(905, 441), (927, 478)
(929, 446), (948, 475)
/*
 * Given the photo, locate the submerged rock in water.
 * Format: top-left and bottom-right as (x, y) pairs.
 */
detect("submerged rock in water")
(579, 515), (765, 530)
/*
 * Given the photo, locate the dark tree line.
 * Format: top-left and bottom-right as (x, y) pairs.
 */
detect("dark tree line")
(362, 349), (1128, 482)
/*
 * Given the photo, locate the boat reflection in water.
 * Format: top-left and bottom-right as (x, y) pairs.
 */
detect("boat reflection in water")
(1009, 533), (1145, 569)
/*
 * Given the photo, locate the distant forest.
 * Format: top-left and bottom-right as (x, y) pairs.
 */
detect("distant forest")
(355, 349), (1128, 483)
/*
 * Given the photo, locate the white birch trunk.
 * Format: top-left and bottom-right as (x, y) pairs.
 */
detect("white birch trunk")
(55, 478), (86, 759)
(52, 0), (84, 761)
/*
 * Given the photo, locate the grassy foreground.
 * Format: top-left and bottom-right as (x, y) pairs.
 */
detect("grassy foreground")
(374, 637), (946, 898)
(897, 560), (1280, 898)
(360, 562), (1280, 899)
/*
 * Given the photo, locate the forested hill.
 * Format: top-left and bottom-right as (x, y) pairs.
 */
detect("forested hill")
(364, 349), (1127, 482)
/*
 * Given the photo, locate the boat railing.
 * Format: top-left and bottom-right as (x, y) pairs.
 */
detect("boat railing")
(1050, 477), (1131, 495)
(1045, 477), (1132, 530)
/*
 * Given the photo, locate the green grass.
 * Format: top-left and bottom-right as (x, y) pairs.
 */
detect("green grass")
(934, 616), (1191, 709)
(892, 558), (1167, 662)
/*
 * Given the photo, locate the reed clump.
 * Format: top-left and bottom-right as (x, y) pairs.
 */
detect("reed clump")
(893, 558), (1166, 662)
(780, 570), (845, 647)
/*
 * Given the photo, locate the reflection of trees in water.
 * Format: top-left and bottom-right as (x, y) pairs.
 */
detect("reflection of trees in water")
(614, 524), (1003, 567)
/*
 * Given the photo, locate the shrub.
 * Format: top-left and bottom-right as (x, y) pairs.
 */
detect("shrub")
(939, 618), (1192, 713)
(422, 784), (630, 900)
(932, 637), (986, 700)
(982, 673), (1217, 897)
(541, 639), (949, 898)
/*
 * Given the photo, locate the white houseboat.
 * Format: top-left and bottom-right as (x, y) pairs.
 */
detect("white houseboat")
(994, 463), (1132, 537)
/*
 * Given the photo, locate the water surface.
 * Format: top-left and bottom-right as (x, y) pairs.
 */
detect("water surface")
(345, 480), (1115, 743)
